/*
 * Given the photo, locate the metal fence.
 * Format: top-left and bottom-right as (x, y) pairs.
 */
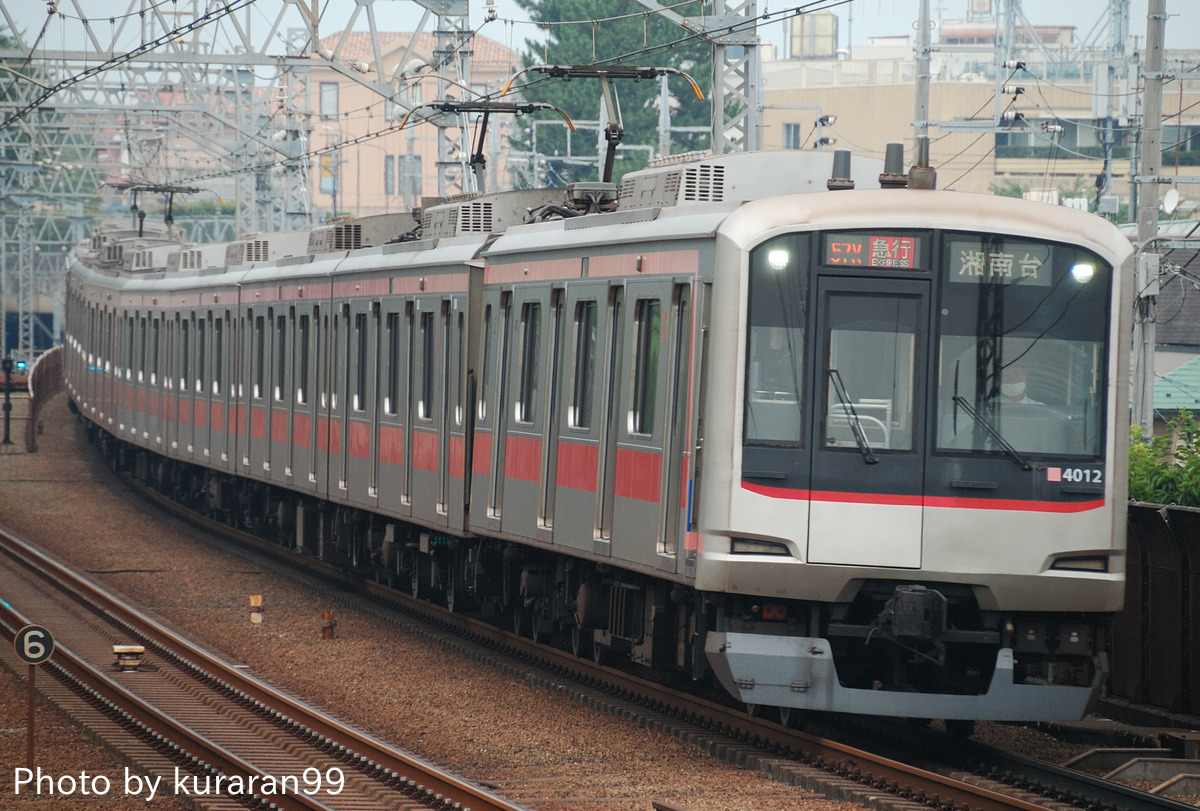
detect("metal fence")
(1113, 503), (1200, 714)
(25, 346), (63, 452)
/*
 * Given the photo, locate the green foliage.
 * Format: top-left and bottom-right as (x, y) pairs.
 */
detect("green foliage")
(989, 179), (1025, 198)
(1129, 410), (1200, 506)
(509, 0), (712, 186)
(170, 199), (236, 217)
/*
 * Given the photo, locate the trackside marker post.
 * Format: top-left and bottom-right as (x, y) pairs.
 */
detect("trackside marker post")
(14, 624), (54, 769)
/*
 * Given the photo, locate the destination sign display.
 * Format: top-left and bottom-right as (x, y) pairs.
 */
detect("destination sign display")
(948, 238), (1052, 286)
(824, 232), (925, 270)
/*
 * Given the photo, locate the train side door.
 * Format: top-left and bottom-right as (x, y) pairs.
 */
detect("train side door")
(245, 309), (268, 477)
(808, 278), (929, 569)
(409, 297), (446, 527)
(375, 300), (412, 517)
(497, 286), (554, 540)
(483, 292), (513, 531)
(210, 311), (230, 469)
(345, 300), (375, 506)
(547, 284), (606, 556)
(314, 307), (334, 499)
(292, 307), (318, 491)
(608, 280), (686, 570)
(594, 285), (625, 556)
(537, 287), (566, 544)
(150, 316), (164, 451)
(179, 313), (195, 457)
(330, 302), (351, 502)
(444, 301), (469, 530)
(196, 313), (210, 460)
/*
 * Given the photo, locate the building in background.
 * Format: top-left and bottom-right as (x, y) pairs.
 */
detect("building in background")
(311, 31), (521, 218)
(763, 11), (1200, 207)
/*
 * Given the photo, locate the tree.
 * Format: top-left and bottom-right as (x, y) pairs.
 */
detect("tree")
(508, 0), (712, 187)
(989, 179), (1025, 198)
(1129, 410), (1200, 507)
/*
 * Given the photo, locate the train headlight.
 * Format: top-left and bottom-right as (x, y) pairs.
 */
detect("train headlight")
(766, 249), (790, 271)
(1070, 263), (1095, 283)
(730, 538), (792, 556)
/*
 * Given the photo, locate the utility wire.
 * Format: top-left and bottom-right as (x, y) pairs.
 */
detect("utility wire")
(2, 0), (257, 131)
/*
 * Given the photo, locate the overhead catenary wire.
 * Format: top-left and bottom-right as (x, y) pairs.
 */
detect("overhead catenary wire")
(169, 0), (859, 188)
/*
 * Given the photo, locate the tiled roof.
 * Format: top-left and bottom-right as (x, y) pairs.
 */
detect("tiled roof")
(1156, 354), (1200, 412)
(319, 31), (520, 71)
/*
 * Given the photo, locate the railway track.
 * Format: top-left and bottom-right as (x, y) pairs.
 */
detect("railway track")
(106, 467), (1200, 811)
(0, 524), (529, 811)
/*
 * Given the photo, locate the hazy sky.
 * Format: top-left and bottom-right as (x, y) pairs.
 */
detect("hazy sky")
(833, 0), (1199, 52)
(3, 1), (1196, 62)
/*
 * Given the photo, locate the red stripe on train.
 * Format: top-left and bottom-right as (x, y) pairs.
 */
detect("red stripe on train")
(504, 435), (541, 483)
(556, 441), (598, 491)
(379, 424), (404, 466)
(250, 406), (266, 439)
(449, 435), (465, 479)
(292, 412), (311, 448)
(473, 432), (491, 475)
(412, 430), (439, 472)
(741, 481), (1104, 513)
(615, 448), (661, 503)
(348, 420), (370, 459)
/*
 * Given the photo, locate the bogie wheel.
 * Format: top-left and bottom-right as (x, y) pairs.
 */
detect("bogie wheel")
(410, 557), (423, 599)
(570, 626), (592, 659)
(779, 706), (805, 730)
(530, 611), (552, 642)
(944, 719), (976, 740)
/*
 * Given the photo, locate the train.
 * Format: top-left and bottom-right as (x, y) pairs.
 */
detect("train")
(64, 146), (1133, 725)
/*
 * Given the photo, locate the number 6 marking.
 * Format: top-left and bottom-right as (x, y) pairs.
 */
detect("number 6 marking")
(14, 625), (54, 665)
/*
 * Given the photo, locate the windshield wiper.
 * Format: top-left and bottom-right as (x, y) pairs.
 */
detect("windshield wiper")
(952, 395), (1033, 471)
(828, 369), (878, 465)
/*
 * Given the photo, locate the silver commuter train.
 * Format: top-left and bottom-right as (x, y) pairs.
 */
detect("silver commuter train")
(64, 149), (1132, 723)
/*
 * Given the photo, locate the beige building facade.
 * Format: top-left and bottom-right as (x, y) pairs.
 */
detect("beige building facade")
(310, 32), (521, 218)
(761, 43), (1200, 206)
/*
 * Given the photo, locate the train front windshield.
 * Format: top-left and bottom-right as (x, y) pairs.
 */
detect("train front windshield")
(935, 235), (1110, 459)
(743, 229), (1112, 475)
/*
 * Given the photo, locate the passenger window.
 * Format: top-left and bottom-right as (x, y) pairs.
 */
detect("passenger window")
(180, 318), (190, 390)
(630, 298), (660, 436)
(384, 312), (399, 415)
(478, 305), (492, 422)
(150, 319), (160, 385)
(253, 315), (265, 399)
(516, 302), (541, 424)
(454, 311), (465, 428)
(569, 300), (597, 429)
(275, 315), (287, 401)
(297, 314), (310, 405)
(418, 311), (434, 420)
(213, 317), (224, 395)
(354, 312), (367, 412)
(196, 317), (206, 393)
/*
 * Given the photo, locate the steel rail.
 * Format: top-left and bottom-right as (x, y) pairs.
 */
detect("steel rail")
(0, 599), (337, 811)
(0, 524), (529, 811)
